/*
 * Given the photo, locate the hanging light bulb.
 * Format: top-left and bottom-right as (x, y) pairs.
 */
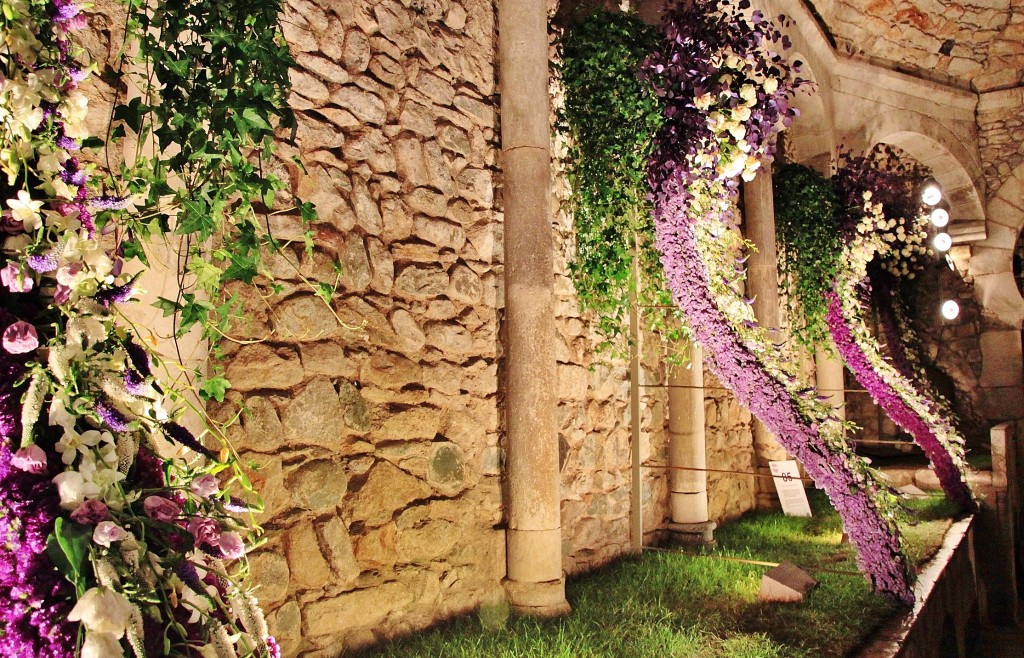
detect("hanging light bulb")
(941, 300), (960, 320)
(921, 182), (942, 205)
(933, 232), (952, 251)
(930, 207), (949, 227)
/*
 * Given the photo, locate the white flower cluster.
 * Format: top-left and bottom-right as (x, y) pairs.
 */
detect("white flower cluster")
(691, 52), (787, 183)
(850, 191), (931, 279)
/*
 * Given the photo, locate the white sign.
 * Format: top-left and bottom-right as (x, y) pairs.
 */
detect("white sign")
(769, 460), (812, 517)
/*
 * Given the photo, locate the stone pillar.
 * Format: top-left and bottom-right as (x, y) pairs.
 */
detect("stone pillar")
(498, 0), (570, 617)
(744, 166), (788, 508)
(814, 346), (846, 425)
(666, 344), (716, 545)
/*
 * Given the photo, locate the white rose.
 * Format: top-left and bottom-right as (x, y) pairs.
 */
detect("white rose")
(763, 77), (779, 94)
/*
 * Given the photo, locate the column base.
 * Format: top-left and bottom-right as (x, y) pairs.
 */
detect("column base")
(667, 521), (717, 547)
(503, 578), (572, 617)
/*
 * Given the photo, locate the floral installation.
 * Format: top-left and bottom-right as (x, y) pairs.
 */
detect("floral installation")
(827, 152), (974, 511)
(642, 0), (915, 602)
(1, 1), (282, 656)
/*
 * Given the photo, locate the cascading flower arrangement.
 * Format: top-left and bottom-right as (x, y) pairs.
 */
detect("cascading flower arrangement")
(827, 150), (974, 511)
(642, 0), (915, 602)
(1, 1), (281, 656)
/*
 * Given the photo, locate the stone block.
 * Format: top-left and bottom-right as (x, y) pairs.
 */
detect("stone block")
(330, 86), (387, 125)
(267, 600), (302, 657)
(375, 406), (443, 442)
(239, 396), (285, 453)
(286, 459), (349, 511)
(282, 377), (345, 447)
(319, 517), (361, 588)
(272, 295), (340, 341)
(980, 329), (1023, 387)
(758, 562), (817, 603)
(394, 264), (449, 299)
(427, 442), (467, 495)
(226, 344), (304, 392)
(303, 582), (414, 636)
(396, 518), (459, 563)
(975, 272), (1024, 329)
(249, 550), (291, 605)
(349, 461), (431, 526)
(287, 524), (334, 590)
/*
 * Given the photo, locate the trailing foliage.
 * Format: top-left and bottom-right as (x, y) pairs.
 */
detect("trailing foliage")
(556, 10), (684, 353)
(112, 0), (314, 381)
(773, 162), (842, 348)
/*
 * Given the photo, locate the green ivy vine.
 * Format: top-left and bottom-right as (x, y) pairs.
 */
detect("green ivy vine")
(772, 162), (842, 349)
(556, 10), (686, 355)
(106, 0), (315, 398)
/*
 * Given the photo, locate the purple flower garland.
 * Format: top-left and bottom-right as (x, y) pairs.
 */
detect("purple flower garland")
(0, 310), (76, 658)
(827, 288), (974, 510)
(644, 0), (914, 602)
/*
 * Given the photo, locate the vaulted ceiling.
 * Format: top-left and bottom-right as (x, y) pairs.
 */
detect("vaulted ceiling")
(813, 0), (1023, 91)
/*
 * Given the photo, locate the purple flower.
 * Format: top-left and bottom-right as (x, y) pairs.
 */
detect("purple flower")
(94, 273), (140, 307)
(266, 636), (282, 658)
(10, 445), (47, 474)
(92, 521), (127, 547)
(216, 531), (245, 560)
(2, 322), (39, 355)
(123, 339), (152, 378)
(187, 517), (221, 548)
(70, 499), (109, 525)
(175, 561), (206, 596)
(94, 399), (132, 432)
(142, 495), (180, 522)
(190, 474), (219, 498)
(163, 422), (216, 460)
(1, 263), (32, 293)
(26, 251), (59, 273)
(89, 196), (133, 211)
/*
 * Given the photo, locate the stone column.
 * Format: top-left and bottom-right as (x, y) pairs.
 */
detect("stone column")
(666, 344), (716, 545)
(498, 0), (570, 617)
(814, 347), (846, 424)
(743, 166), (788, 508)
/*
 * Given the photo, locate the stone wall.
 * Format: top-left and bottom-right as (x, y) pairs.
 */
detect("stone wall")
(818, 0), (1024, 91)
(214, 1), (510, 655)
(978, 89), (1024, 197)
(704, 370), (758, 522)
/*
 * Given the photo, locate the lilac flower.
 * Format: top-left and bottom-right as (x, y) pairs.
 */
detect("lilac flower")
(94, 399), (132, 431)
(27, 251), (59, 273)
(216, 532), (245, 560)
(89, 196), (133, 211)
(175, 561), (207, 596)
(123, 339), (152, 378)
(94, 273), (140, 307)
(190, 474), (219, 498)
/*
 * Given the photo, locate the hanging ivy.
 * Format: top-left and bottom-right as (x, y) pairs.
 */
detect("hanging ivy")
(773, 162), (842, 348)
(556, 10), (685, 354)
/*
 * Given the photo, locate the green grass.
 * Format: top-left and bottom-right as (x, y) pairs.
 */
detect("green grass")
(358, 491), (961, 658)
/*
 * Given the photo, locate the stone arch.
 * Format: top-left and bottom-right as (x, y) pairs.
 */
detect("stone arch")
(864, 111), (986, 223)
(785, 51), (835, 173)
(970, 163), (1024, 420)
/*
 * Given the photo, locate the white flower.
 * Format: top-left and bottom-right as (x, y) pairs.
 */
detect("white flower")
(694, 93), (713, 110)
(739, 84), (757, 104)
(68, 587), (134, 638)
(81, 632), (124, 658)
(6, 190), (43, 231)
(733, 106), (751, 122)
(53, 470), (100, 510)
(56, 428), (105, 465)
(48, 395), (77, 431)
(762, 77), (779, 94)
(93, 521), (129, 548)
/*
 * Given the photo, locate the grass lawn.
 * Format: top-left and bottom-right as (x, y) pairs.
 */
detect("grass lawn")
(358, 491), (961, 658)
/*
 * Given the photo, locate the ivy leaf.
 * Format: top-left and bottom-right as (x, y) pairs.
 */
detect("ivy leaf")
(200, 376), (232, 402)
(154, 297), (182, 317)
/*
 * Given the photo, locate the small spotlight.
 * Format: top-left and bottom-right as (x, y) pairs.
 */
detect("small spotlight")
(921, 183), (942, 206)
(941, 300), (960, 320)
(930, 208), (949, 227)
(933, 232), (952, 251)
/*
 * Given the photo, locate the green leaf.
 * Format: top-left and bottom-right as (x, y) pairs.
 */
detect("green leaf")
(46, 518), (92, 596)
(154, 297), (182, 317)
(200, 376), (232, 402)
